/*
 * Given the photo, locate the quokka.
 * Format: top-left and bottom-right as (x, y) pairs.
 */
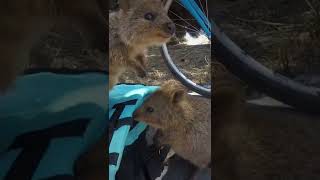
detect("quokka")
(109, 0), (176, 89)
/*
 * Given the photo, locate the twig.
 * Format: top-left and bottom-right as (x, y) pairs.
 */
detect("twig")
(305, 0), (319, 16)
(235, 17), (299, 27)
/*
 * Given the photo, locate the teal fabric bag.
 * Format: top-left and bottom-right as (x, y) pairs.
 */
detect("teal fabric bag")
(108, 84), (159, 180)
(0, 71), (108, 180)
(0, 71), (159, 180)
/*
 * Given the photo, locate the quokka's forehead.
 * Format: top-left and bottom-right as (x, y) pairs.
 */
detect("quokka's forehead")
(135, 2), (166, 13)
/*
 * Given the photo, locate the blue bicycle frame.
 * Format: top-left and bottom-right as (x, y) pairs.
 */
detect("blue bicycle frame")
(179, 0), (211, 38)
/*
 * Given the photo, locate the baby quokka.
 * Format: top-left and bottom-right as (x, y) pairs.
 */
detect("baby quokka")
(133, 80), (211, 169)
(109, 0), (176, 89)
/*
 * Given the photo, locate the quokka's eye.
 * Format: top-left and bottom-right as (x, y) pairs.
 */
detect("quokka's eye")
(146, 107), (154, 113)
(144, 12), (155, 21)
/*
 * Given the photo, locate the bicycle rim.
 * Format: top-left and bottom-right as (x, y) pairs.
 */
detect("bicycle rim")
(161, 0), (211, 98)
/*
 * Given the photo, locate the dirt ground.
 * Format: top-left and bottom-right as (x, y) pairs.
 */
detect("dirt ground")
(120, 44), (211, 87)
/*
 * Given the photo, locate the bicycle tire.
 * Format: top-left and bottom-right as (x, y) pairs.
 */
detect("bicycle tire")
(212, 21), (320, 114)
(161, 44), (211, 98)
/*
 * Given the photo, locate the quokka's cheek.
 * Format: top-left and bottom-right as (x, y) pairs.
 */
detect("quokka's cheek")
(149, 118), (164, 129)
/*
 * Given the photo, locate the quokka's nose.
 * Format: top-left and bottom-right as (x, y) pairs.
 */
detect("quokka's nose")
(165, 22), (176, 35)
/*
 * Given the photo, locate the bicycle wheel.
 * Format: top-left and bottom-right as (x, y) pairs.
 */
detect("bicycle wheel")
(161, 0), (211, 98)
(212, 1), (320, 114)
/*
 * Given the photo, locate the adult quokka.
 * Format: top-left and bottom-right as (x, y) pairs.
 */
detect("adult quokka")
(109, 0), (176, 90)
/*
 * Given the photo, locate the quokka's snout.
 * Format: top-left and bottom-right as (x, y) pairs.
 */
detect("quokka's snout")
(163, 22), (176, 36)
(156, 14), (176, 38)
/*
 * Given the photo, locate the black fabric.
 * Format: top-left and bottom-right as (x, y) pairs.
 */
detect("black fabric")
(115, 117), (133, 130)
(115, 128), (204, 180)
(116, 130), (163, 180)
(158, 145), (171, 163)
(162, 156), (197, 180)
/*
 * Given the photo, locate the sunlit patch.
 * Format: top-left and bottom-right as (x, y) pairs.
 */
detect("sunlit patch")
(181, 31), (210, 45)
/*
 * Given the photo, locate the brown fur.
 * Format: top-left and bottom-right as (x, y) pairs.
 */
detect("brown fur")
(109, 0), (175, 89)
(0, 0), (107, 93)
(133, 80), (211, 168)
(212, 63), (320, 180)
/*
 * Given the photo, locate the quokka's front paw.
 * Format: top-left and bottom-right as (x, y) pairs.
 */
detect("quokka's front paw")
(135, 54), (148, 77)
(135, 54), (147, 69)
(128, 60), (147, 78)
(136, 66), (147, 78)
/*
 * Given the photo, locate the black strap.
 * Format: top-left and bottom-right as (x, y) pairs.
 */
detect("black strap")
(115, 117), (133, 129)
(129, 120), (139, 131)
(158, 145), (171, 163)
(109, 153), (120, 166)
(108, 99), (137, 146)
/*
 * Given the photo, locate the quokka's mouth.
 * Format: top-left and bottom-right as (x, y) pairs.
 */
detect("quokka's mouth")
(157, 32), (173, 39)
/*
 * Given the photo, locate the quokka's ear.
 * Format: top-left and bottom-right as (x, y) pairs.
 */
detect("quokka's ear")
(160, 80), (186, 104)
(171, 88), (185, 104)
(158, 0), (170, 12)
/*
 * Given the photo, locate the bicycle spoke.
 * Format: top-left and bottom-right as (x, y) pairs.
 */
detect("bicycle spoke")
(169, 9), (200, 33)
(174, 0), (211, 36)
(174, 0), (185, 9)
(174, 23), (201, 34)
(200, 0), (210, 30)
(195, 0), (210, 32)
